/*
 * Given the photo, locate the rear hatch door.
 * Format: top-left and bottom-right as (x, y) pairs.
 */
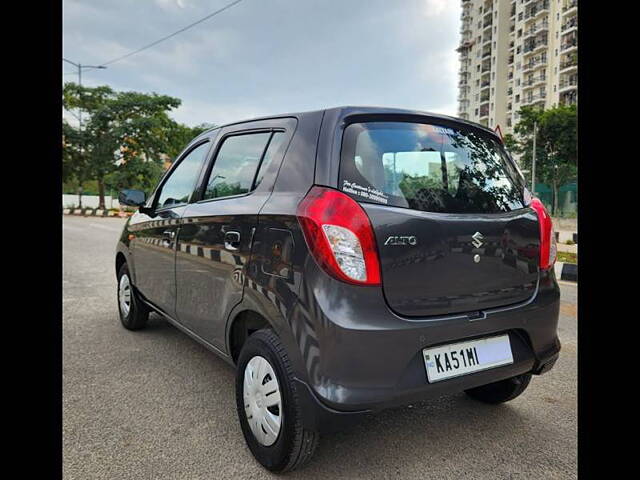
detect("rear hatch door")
(339, 119), (539, 317)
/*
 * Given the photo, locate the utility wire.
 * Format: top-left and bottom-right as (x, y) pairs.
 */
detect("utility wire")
(100, 0), (244, 67)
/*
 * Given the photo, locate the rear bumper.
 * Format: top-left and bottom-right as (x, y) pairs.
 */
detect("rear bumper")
(291, 264), (561, 431)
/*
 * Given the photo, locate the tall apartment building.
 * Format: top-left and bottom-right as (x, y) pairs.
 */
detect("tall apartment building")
(457, 0), (577, 135)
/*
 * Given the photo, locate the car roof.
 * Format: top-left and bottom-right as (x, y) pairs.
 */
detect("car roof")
(197, 106), (501, 141)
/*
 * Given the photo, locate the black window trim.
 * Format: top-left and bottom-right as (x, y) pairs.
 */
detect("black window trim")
(337, 119), (526, 214)
(151, 138), (213, 213)
(193, 127), (285, 205)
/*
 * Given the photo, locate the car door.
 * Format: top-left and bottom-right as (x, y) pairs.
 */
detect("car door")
(175, 119), (295, 350)
(129, 139), (212, 317)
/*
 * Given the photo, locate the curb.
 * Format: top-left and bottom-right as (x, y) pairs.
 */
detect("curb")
(554, 261), (578, 282)
(62, 208), (132, 217)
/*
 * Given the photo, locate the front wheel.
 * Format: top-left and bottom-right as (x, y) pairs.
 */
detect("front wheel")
(117, 263), (149, 330)
(235, 329), (319, 473)
(464, 373), (532, 404)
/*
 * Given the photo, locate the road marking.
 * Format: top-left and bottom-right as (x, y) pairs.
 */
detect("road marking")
(89, 223), (122, 232)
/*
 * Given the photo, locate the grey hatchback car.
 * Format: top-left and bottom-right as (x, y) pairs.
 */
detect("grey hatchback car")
(115, 106), (560, 472)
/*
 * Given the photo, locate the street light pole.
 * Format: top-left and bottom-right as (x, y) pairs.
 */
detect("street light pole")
(62, 58), (107, 209)
(62, 58), (107, 130)
(531, 120), (537, 195)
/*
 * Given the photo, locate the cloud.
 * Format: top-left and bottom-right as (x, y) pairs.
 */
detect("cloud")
(422, 0), (450, 17)
(63, 0), (460, 127)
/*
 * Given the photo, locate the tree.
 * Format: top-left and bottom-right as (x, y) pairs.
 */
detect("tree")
(62, 120), (91, 208)
(510, 105), (577, 215)
(63, 83), (200, 209)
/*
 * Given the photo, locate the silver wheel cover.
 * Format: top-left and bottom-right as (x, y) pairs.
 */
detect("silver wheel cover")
(243, 355), (283, 446)
(118, 274), (131, 317)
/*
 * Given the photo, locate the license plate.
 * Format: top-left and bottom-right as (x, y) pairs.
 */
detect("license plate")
(422, 334), (513, 383)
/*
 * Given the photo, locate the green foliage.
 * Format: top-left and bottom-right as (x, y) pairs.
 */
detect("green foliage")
(502, 133), (518, 156)
(557, 251), (577, 264)
(510, 105), (577, 215)
(62, 82), (215, 208)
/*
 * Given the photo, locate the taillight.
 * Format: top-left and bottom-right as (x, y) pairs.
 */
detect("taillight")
(530, 197), (557, 270)
(296, 186), (381, 286)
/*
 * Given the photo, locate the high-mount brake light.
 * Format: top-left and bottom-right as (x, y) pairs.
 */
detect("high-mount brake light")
(296, 186), (381, 286)
(529, 197), (557, 270)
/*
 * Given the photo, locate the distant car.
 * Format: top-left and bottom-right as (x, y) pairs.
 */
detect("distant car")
(115, 106), (560, 473)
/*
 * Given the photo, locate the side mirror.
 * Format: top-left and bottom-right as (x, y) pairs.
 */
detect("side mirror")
(118, 189), (146, 207)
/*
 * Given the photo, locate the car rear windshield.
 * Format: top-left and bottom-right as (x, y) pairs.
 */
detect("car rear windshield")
(339, 121), (526, 214)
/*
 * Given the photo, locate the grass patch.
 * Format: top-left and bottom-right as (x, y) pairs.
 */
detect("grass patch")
(557, 251), (577, 264)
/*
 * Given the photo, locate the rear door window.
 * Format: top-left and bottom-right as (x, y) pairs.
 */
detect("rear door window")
(339, 122), (525, 213)
(202, 132), (273, 200)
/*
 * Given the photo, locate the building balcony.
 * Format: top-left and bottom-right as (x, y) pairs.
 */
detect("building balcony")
(522, 92), (547, 106)
(561, 16), (578, 32)
(561, 37), (578, 52)
(523, 21), (549, 38)
(522, 75), (546, 88)
(559, 55), (578, 72)
(456, 44), (472, 53)
(560, 89), (577, 106)
(559, 76), (578, 91)
(563, 0), (578, 15)
(524, 0), (550, 21)
(479, 107), (490, 119)
(522, 55), (547, 72)
(523, 35), (548, 54)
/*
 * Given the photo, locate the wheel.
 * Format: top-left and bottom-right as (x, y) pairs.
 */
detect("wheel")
(464, 373), (532, 404)
(117, 262), (149, 330)
(235, 329), (319, 473)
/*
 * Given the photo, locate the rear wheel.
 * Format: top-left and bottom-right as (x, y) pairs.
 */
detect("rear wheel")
(235, 329), (319, 473)
(464, 373), (532, 404)
(117, 263), (149, 330)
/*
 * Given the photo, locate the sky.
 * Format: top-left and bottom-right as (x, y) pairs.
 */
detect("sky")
(63, 0), (462, 128)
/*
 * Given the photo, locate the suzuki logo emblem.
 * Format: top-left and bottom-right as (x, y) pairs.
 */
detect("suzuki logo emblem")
(471, 232), (484, 248)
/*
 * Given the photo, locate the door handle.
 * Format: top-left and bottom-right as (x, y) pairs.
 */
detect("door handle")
(224, 231), (241, 251)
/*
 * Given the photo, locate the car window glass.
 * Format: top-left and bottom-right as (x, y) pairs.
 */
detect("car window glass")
(340, 122), (525, 214)
(156, 142), (209, 209)
(253, 132), (287, 189)
(203, 133), (271, 200)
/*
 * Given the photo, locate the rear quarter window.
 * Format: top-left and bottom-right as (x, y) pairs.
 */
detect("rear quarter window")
(339, 122), (525, 214)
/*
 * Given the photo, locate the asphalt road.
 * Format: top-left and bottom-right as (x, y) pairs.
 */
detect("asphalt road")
(63, 215), (577, 479)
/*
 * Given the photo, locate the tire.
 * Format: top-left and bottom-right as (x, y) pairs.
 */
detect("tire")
(235, 329), (319, 473)
(464, 373), (532, 404)
(117, 262), (149, 331)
